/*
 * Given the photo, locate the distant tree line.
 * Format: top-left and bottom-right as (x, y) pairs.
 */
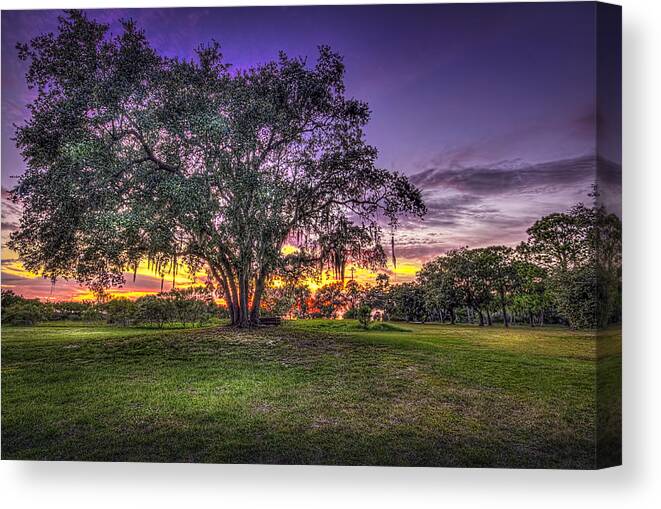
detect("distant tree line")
(260, 201), (621, 330)
(1, 287), (222, 328)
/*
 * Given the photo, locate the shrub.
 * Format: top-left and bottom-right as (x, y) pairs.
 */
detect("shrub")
(81, 306), (103, 322)
(135, 295), (175, 328)
(357, 304), (371, 330)
(167, 288), (218, 326)
(2, 302), (46, 326)
(343, 307), (358, 319)
(104, 298), (137, 326)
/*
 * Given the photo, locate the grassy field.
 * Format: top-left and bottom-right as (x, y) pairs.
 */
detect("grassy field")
(1, 319), (621, 468)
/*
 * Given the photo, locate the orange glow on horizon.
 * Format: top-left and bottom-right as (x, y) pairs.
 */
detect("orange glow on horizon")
(278, 243), (420, 290)
(2, 242), (423, 301)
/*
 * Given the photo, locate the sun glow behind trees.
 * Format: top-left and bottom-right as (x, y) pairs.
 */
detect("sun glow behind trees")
(1, 238), (420, 302)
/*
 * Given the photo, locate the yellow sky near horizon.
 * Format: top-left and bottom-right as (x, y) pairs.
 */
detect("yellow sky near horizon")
(1, 245), (421, 302)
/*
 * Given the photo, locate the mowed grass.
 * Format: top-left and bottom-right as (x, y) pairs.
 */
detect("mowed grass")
(1, 319), (621, 468)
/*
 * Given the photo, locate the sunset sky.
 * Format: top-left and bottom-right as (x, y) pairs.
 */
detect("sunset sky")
(1, 3), (621, 301)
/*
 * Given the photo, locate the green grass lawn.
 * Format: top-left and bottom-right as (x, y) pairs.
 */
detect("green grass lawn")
(1, 319), (621, 468)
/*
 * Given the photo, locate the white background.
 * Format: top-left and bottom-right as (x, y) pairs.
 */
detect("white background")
(1, 0), (659, 507)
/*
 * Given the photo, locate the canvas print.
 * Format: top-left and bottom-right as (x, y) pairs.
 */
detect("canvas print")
(1, 2), (621, 468)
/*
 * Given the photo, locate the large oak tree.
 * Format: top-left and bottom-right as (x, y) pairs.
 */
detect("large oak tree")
(9, 11), (425, 325)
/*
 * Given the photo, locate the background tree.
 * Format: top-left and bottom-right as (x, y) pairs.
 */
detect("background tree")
(522, 204), (594, 271)
(291, 284), (313, 318)
(1, 290), (29, 308)
(135, 294), (174, 328)
(103, 298), (136, 326)
(8, 11), (425, 327)
(386, 282), (426, 322)
(343, 279), (365, 317)
(167, 287), (217, 326)
(592, 203), (622, 324)
(480, 246), (517, 327)
(313, 282), (347, 319)
(550, 265), (602, 329)
(510, 257), (549, 326)
(51, 300), (96, 321)
(447, 248), (492, 326)
(522, 201), (621, 328)
(261, 284), (298, 318)
(417, 257), (463, 323)
(363, 273), (390, 311)
(1, 291), (47, 326)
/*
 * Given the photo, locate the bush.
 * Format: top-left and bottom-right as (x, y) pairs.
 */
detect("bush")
(104, 298), (137, 326)
(343, 307), (358, 319)
(357, 304), (371, 330)
(100, 289), (220, 328)
(135, 295), (174, 327)
(2, 302), (46, 326)
(167, 288), (218, 326)
(81, 306), (103, 321)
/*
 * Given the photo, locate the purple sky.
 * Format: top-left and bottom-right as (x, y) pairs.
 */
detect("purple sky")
(1, 3), (621, 297)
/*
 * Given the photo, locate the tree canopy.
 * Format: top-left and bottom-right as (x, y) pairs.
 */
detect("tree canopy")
(8, 11), (425, 326)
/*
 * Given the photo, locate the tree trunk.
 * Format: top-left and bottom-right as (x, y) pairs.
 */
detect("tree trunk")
(499, 288), (509, 328)
(450, 307), (456, 325)
(250, 272), (266, 324)
(529, 310), (534, 327)
(208, 263), (252, 327)
(236, 272), (251, 327)
(486, 309), (492, 326)
(477, 308), (484, 326)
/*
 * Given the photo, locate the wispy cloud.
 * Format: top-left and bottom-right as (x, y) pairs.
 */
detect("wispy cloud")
(393, 155), (622, 262)
(410, 155), (596, 194)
